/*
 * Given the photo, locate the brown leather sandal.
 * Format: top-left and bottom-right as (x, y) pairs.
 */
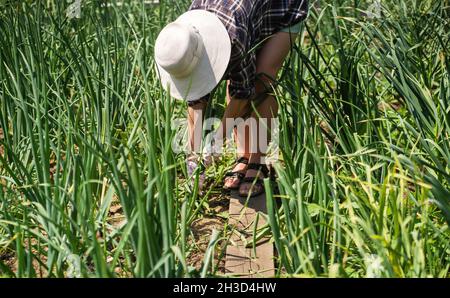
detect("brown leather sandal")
(238, 163), (270, 198)
(223, 157), (249, 191)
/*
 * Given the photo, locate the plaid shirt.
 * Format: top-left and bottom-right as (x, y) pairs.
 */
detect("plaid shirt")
(189, 0), (309, 100)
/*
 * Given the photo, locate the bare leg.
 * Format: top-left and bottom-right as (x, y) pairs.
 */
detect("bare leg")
(223, 81), (252, 189)
(214, 94), (250, 143)
(186, 100), (209, 189)
(239, 31), (297, 196)
(188, 101), (208, 154)
(226, 80), (251, 158)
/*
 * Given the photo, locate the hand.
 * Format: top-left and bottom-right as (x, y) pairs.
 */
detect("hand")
(186, 154), (206, 191)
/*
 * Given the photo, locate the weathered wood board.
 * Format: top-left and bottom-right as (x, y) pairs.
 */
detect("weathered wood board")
(225, 191), (274, 277)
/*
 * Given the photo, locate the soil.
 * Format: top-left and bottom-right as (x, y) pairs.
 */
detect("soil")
(187, 191), (229, 275)
(0, 238), (48, 277)
(378, 100), (403, 112)
(0, 170), (231, 277)
(0, 251), (15, 273)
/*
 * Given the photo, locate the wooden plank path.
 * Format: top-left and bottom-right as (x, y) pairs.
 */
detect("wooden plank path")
(225, 191), (274, 277)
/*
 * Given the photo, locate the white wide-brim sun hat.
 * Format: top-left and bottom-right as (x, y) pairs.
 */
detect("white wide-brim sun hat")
(154, 10), (231, 101)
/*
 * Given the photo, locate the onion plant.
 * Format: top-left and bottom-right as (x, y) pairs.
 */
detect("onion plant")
(0, 0), (448, 278)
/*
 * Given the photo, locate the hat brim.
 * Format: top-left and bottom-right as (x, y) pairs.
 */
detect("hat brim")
(156, 10), (231, 101)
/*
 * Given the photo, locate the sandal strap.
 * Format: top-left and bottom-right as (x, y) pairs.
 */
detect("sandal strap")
(224, 157), (248, 178)
(223, 157), (248, 184)
(236, 156), (249, 165)
(225, 171), (245, 179)
(247, 163), (269, 177)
